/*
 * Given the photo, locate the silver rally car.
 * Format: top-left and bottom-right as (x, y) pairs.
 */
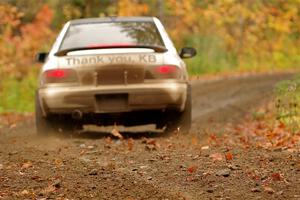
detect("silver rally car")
(35, 17), (196, 135)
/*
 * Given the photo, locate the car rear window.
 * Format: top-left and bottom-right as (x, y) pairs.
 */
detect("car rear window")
(59, 22), (165, 50)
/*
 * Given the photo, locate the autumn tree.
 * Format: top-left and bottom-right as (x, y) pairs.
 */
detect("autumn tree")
(117, 0), (149, 16)
(0, 3), (54, 78)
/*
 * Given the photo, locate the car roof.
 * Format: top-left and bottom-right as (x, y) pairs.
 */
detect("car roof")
(69, 17), (155, 25)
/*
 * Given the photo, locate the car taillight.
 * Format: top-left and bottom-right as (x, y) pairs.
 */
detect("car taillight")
(43, 69), (78, 84)
(157, 65), (178, 74)
(46, 69), (67, 78)
(145, 65), (181, 79)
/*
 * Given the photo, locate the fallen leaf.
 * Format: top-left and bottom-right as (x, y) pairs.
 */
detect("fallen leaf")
(54, 159), (62, 167)
(111, 125), (123, 139)
(210, 153), (223, 161)
(87, 145), (95, 149)
(271, 172), (282, 181)
(191, 135), (198, 145)
(80, 150), (86, 156)
(146, 139), (160, 149)
(127, 138), (134, 151)
(225, 152), (233, 161)
(21, 162), (32, 169)
(147, 139), (157, 145)
(201, 146), (209, 150)
(21, 190), (29, 195)
(187, 165), (198, 173)
(209, 134), (217, 141)
(264, 186), (275, 194)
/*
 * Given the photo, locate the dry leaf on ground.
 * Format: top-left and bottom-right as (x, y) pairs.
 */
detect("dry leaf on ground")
(225, 152), (233, 161)
(21, 162), (32, 169)
(187, 165), (198, 173)
(210, 153), (223, 161)
(111, 127), (123, 139)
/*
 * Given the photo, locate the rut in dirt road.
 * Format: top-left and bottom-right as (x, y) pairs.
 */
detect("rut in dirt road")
(0, 72), (298, 200)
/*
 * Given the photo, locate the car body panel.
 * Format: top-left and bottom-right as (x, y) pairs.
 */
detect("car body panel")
(39, 80), (187, 114)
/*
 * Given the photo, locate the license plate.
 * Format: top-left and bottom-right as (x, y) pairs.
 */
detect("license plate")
(95, 94), (128, 112)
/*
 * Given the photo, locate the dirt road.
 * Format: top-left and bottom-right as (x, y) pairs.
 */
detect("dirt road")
(1, 72), (299, 200)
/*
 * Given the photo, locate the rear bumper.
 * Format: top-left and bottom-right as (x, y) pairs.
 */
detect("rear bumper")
(38, 81), (187, 116)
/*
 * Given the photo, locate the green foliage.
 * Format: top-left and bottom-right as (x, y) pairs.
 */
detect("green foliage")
(275, 75), (300, 132)
(0, 71), (38, 113)
(185, 35), (237, 75)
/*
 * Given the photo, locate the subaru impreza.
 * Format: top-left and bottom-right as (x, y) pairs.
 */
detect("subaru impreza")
(35, 17), (196, 135)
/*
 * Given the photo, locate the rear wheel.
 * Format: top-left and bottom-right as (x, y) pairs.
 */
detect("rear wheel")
(35, 92), (57, 135)
(35, 93), (77, 135)
(165, 85), (192, 134)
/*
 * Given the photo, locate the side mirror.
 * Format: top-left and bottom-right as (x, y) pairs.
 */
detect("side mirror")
(179, 47), (197, 59)
(36, 52), (48, 63)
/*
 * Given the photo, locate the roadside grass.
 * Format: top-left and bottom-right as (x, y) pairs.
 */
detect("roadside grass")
(184, 36), (238, 75)
(275, 75), (300, 133)
(0, 71), (38, 113)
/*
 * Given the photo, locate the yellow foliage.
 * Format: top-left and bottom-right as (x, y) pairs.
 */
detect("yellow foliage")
(197, 0), (300, 62)
(62, 4), (82, 20)
(164, 0), (200, 46)
(117, 0), (149, 16)
(0, 4), (23, 28)
(0, 4), (54, 78)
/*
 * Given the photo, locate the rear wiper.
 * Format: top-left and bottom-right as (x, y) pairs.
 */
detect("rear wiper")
(55, 45), (167, 56)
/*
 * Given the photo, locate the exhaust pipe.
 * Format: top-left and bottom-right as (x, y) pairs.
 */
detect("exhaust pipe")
(72, 110), (83, 120)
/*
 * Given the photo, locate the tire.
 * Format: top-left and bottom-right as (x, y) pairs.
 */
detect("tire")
(35, 92), (56, 135)
(165, 84), (192, 134)
(35, 93), (77, 135)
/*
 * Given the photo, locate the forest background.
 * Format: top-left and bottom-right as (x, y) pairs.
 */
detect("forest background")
(1, 0), (300, 112)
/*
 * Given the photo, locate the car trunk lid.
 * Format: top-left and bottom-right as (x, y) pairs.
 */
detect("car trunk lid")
(57, 49), (164, 86)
